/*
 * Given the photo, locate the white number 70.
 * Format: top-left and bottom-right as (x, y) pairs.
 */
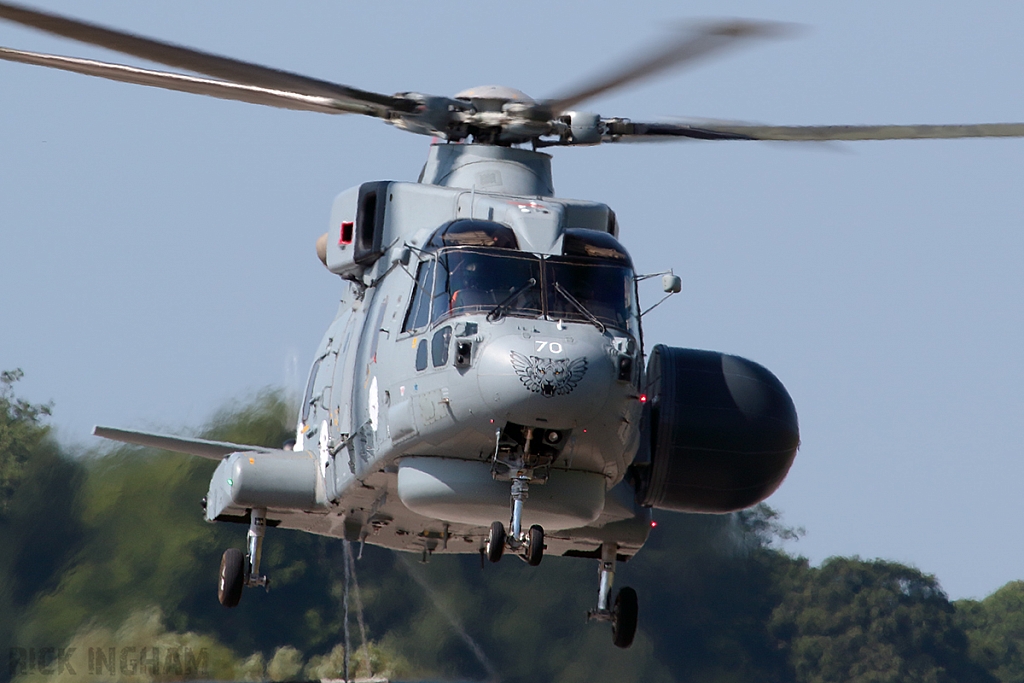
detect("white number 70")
(535, 341), (563, 354)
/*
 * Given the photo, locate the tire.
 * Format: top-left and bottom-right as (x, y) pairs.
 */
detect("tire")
(218, 548), (244, 608)
(525, 525), (544, 566)
(612, 587), (638, 649)
(485, 521), (506, 563)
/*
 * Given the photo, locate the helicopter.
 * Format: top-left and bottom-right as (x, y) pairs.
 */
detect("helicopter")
(3, 2), (1024, 650)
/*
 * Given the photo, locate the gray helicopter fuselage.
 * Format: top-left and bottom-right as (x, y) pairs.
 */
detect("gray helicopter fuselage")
(206, 144), (652, 560)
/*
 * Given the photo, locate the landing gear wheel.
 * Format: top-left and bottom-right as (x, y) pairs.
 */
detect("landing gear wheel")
(485, 521), (506, 563)
(526, 524), (544, 566)
(611, 587), (638, 649)
(218, 548), (244, 608)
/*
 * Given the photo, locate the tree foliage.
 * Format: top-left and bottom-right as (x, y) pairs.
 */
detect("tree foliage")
(956, 582), (1024, 683)
(0, 371), (82, 670)
(1, 374), (1022, 683)
(770, 557), (994, 683)
(0, 369), (53, 517)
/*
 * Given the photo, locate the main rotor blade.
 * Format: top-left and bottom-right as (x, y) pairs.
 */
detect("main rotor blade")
(0, 1), (415, 118)
(543, 19), (791, 115)
(603, 120), (1024, 142)
(0, 47), (353, 114)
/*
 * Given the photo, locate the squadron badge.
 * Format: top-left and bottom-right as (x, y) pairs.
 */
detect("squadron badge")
(510, 351), (588, 397)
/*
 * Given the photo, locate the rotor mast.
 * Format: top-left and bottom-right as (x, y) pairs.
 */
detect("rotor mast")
(420, 143), (555, 197)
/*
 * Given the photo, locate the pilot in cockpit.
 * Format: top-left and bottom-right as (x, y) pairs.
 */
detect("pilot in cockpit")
(449, 260), (497, 312)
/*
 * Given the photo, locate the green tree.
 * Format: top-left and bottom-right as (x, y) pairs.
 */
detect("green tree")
(0, 369), (53, 517)
(0, 370), (84, 674)
(770, 557), (995, 683)
(14, 391), (327, 650)
(956, 581), (1024, 682)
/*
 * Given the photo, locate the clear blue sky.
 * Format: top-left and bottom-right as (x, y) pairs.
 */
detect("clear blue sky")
(1, 0), (1022, 600)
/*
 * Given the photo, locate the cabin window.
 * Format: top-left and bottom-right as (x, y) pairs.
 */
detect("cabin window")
(415, 338), (428, 371)
(432, 326), (452, 367)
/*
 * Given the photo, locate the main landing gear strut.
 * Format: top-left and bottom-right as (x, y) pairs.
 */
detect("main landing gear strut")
(484, 475), (545, 566)
(587, 542), (638, 648)
(218, 507), (270, 608)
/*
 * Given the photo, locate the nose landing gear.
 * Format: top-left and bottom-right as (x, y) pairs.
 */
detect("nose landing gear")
(587, 543), (638, 648)
(485, 520), (506, 562)
(484, 476), (545, 566)
(484, 423), (567, 566)
(217, 507), (271, 608)
(525, 523), (544, 566)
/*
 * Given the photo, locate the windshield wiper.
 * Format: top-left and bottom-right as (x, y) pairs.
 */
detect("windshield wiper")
(553, 282), (606, 333)
(487, 278), (537, 322)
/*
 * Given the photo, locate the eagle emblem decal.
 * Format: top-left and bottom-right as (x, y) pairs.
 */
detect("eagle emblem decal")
(510, 351), (588, 397)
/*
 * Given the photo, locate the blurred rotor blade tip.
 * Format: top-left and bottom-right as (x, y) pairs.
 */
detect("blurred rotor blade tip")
(687, 17), (802, 40)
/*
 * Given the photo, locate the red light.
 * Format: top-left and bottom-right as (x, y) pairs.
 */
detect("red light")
(639, 394), (648, 404)
(582, 428), (587, 433)
(650, 520), (658, 528)
(339, 221), (354, 245)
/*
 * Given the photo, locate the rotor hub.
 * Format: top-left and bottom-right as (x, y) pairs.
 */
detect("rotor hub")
(453, 85), (535, 113)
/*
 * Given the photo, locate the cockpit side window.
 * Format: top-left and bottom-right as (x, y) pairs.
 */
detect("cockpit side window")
(402, 259), (435, 332)
(301, 356), (323, 424)
(430, 254), (454, 324)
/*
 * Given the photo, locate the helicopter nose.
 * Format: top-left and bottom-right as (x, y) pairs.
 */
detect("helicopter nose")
(475, 330), (617, 428)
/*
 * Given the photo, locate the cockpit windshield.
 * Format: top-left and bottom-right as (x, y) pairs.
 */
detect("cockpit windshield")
(403, 246), (638, 333)
(437, 249), (543, 322)
(545, 258), (635, 331)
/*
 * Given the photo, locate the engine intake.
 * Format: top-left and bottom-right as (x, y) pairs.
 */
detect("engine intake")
(634, 345), (799, 513)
